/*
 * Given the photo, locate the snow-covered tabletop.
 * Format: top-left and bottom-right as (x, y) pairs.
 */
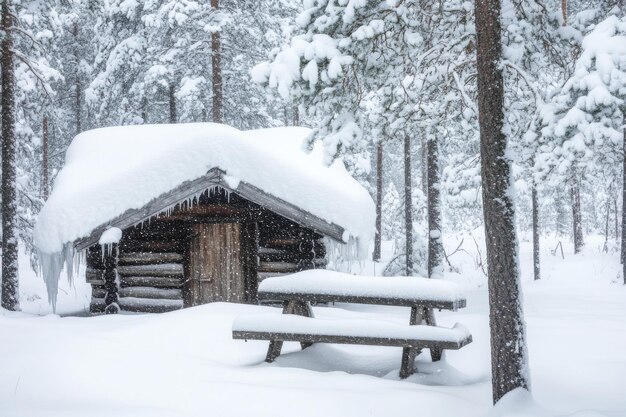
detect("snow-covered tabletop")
(257, 270), (467, 310)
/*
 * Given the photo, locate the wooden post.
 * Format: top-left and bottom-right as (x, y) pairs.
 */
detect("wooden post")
(103, 244), (120, 314)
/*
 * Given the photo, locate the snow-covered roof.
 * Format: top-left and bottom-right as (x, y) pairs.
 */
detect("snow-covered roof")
(34, 123), (375, 256)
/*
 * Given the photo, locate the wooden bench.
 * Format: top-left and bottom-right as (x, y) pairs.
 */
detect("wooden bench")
(232, 271), (472, 378)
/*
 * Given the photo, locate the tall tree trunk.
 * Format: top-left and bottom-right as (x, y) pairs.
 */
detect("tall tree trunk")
(561, 0), (567, 25)
(73, 23), (82, 135)
(293, 105), (299, 126)
(421, 136), (428, 195)
(1, 0), (18, 311)
(571, 179), (584, 253)
(427, 136), (443, 278)
(622, 112), (626, 284)
(614, 197), (618, 242)
(475, 0), (530, 403)
(373, 142), (383, 262)
(532, 186), (540, 280)
(141, 95), (148, 124)
(42, 115), (49, 200)
(169, 84), (177, 123)
(211, 0), (223, 123)
(404, 136), (413, 276)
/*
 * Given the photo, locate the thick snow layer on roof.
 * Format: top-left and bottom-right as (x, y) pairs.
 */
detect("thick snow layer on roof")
(35, 123), (374, 255)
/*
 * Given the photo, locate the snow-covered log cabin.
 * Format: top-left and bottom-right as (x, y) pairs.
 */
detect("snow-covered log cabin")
(34, 123), (375, 314)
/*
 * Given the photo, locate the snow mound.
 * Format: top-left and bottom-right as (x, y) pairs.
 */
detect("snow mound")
(35, 123), (374, 255)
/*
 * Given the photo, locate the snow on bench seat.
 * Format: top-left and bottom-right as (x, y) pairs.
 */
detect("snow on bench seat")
(232, 314), (472, 349)
(258, 270), (467, 310)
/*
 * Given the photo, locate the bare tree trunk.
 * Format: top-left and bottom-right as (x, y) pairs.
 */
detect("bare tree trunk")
(622, 113), (626, 284)
(141, 95), (148, 124)
(211, 0), (223, 123)
(475, 0), (530, 403)
(427, 136), (443, 278)
(571, 179), (584, 253)
(373, 142), (383, 262)
(169, 84), (177, 123)
(555, 188), (568, 236)
(1, 0), (19, 311)
(604, 198), (610, 252)
(42, 115), (49, 200)
(73, 23), (82, 135)
(561, 0), (567, 25)
(293, 105), (299, 126)
(532, 186), (540, 280)
(421, 136), (428, 195)
(614, 197), (619, 242)
(404, 136), (413, 276)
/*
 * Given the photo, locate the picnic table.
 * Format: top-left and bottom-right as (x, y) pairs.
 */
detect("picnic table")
(232, 270), (472, 378)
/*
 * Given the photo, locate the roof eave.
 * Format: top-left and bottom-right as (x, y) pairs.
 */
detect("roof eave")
(74, 167), (346, 251)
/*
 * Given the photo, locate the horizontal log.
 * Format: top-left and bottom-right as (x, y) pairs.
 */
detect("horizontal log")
(261, 238), (325, 255)
(119, 240), (183, 253)
(91, 287), (107, 298)
(257, 272), (291, 281)
(258, 261), (300, 273)
(122, 227), (191, 241)
(118, 286), (182, 300)
(118, 297), (183, 313)
(120, 276), (183, 288)
(90, 298), (105, 314)
(86, 267), (104, 284)
(117, 263), (184, 277)
(118, 252), (183, 265)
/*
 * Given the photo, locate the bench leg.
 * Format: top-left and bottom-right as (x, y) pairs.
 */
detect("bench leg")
(266, 340), (284, 362)
(400, 347), (421, 379)
(425, 308), (443, 362)
(292, 300), (314, 350)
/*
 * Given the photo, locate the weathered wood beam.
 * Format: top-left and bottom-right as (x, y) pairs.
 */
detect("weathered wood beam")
(257, 261), (300, 273)
(119, 276), (183, 289)
(117, 263), (184, 277)
(118, 287), (182, 300)
(118, 252), (183, 265)
(118, 297), (183, 313)
(119, 240), (183, 253)
(85, 267), (104, 284)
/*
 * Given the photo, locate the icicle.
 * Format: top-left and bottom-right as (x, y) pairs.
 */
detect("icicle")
(38, 243), (75, 313)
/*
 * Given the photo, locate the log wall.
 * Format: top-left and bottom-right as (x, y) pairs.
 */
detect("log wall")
(87, 192), (327, 314)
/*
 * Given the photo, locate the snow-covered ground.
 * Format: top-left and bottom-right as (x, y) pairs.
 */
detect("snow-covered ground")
(1, 234), (625, 417)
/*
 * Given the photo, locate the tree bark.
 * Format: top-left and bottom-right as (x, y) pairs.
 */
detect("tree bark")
(532, 186), (540, 280)
(404, 136), (413, 276)
(561, 0), (567, 25)
(169, 83), (177, 123)
(73, 23), (82, 135)
(373, 142), (383, 262)
(571, 179), (584, 253)
(474, 0), (530, 403)
(427, 136), (443, 278)
(211, 0), (223, 123)
(1, 0), (19, 311)
(42, 115), (49, 200)
(622, 112), (626, 284)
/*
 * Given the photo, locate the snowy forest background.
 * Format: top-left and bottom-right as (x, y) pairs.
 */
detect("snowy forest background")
(4, 0), (624, 283)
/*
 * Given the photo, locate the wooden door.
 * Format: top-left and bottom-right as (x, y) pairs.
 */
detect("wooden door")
(187, 223), (245, 305)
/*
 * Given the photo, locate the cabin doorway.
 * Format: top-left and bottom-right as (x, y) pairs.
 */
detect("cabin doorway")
(187, 222), (248, 306)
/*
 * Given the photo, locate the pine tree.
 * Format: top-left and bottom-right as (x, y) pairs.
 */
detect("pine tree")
(474, 0), (530, 403)
(1, 0), (18, 311)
